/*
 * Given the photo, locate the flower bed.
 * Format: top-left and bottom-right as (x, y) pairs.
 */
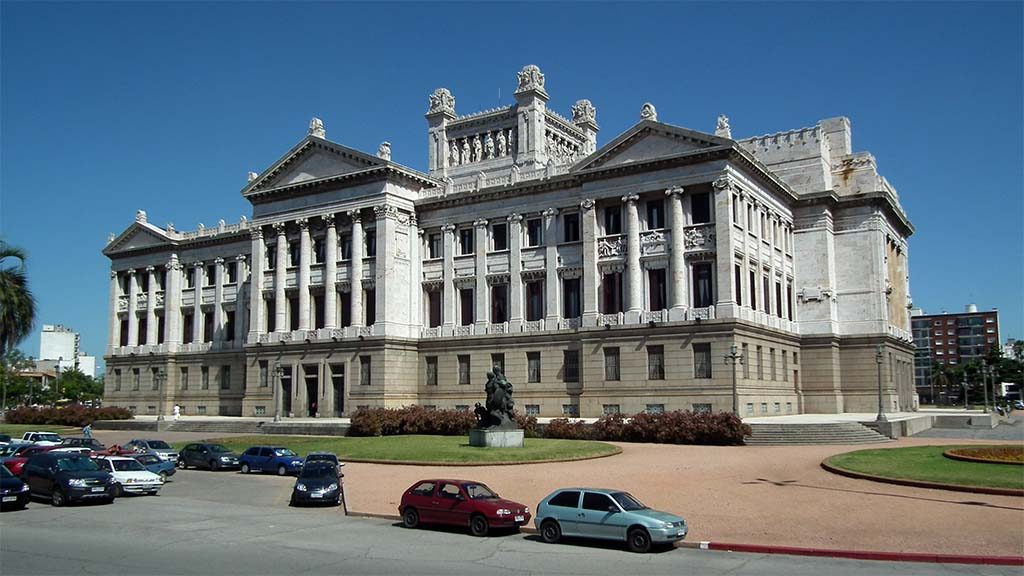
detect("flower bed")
(944, 446), (1024, 465)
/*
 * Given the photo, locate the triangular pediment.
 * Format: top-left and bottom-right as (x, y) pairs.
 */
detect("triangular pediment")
(243, 136), (385, 196)
(575, 120), (731, 172)
(104, 222), (173, 255)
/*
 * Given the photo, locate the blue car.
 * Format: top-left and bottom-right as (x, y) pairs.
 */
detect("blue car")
(133, 453), (176, 479)
(239, 446), (304, 476)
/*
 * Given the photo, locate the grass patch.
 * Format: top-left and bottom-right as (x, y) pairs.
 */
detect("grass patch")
(0, 424), (79, 437)
(827, 446), (1024, 490)
(173, 434), (620, 464)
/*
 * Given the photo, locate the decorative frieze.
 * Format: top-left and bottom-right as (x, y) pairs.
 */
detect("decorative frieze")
(683, 225), (716, 250)
(597, 236), (625, 259)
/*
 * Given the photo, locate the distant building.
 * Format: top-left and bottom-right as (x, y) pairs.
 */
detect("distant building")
(1003, 338), (1021, 360)
(911, 305), (1000, 403)
(38, 324), (96, 377)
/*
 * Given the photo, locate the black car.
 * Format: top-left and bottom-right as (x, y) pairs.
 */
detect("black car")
(290, 462), (342, 506)
(0, 465), (30, 510)
(61, 437), (107, 451)
(0, 434), (12, 446)
(177, 443), (241, 471)
(22, 453), (116, 506)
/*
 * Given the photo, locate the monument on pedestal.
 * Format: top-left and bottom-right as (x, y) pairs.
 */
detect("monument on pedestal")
(469, 367), (524, 448)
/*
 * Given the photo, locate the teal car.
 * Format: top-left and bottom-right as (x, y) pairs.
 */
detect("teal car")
(534, 488), (687, 553)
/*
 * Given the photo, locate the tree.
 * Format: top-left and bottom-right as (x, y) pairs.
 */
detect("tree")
(0, 241), (37, 357)
(55, 368), (104, 404)
(0, 349), (35, 409)
(929, 361), (956, 405)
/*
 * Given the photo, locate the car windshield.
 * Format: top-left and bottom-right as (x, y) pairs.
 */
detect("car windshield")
(610, 492), (647, 511)
(209, 445), (231, 453)
(299, 465), (336, 479)
(306, 454), (337, 463)
(147, 441), (172, 449)
(112, 460), (147, 472)
(0, 465), (12, 478)
(273, 449), (298, 457)
(136, 455), (160, 465)
(465, 484), (498, 499)
(0, 446), (17, 457)
(37, 434), (62, 442)
(56, 458), (100, 472)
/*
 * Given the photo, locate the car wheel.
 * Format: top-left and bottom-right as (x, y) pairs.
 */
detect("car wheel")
(209, 460), (219, 471)
(112, 484), (123, 498)
(51, 489), (66, 507)
(176, 458), (187, 469)
(277, 465), (287, 476)
(469, 514), (489, 537)
(540, 520), (561, 544)
(627, 527), (652, 553)
(402, 508), (420, 529)
(159, 471), (168, 481)
(240, 463), (251, 474)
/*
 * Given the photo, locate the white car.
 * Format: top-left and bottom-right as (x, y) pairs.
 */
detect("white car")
(96, 457), (164, 496)
(49, 447), (93, 457)
(20, 432), (63, 447)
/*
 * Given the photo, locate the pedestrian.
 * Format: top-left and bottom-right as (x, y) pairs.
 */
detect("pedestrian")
(82, 423), (93, 438)
(172, 404), (180, 421)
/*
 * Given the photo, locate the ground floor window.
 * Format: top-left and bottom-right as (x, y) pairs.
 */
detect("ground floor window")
(562, 404), (580, 417)
(645, 404), (665, 414)
(602, 404), (620, 415)
(197, 405), (207, 415)
(255, 406), (266, 416)
(525, 404), (540, 416)
(692, 403), (712, 413)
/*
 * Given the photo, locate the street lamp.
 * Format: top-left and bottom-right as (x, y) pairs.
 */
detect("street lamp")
(875, 344), (887, 422)
(962, 379), (969, 410)
(273, 363), (284, 422)
(155, 368), (166, 421)
(724, 344), (744, 416)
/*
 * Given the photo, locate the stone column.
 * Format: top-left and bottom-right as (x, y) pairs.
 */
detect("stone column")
(507, 214), (524, 331)
(543, 208), (560, 329)
(297, 218), (311, 331)
(165, 255), (182, 349)
(145, 266), (157, 345)
(127, 269), (139, 346)
(348, 211), (364, 328)
(192, 263), (203, 342)
(440, 223), (456, 334)
(712, 177), (738, 317)
(323, 214), (338, 329)
(109, 271), (120, 349)
(248, 228), (265, 340)
(213, 258), (225, 342)
(235, 255), (248, 344)
(623, 194), (642, 323)
(666, 186), (687, 319)
(474, 218), (489, 331)
(273, 223), (288, 332)
(580, 200), (599, 327)
(411, 222), (423, 330)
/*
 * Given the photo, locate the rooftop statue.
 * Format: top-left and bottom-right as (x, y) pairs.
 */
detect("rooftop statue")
(308, 117), (325, 138)
(474, 367), (516, 430)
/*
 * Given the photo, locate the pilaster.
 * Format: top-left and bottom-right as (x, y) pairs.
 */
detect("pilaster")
(712, 177), (738, 317)
(235, 255), (248, 344)
(213, 258), (225, 342)
(441, 223), (456, 335)
(580, 200), (599, 326)
(666, 186), (688, 320)
(273, 222), (288, 332)
(543, 207), (560, 329)
(297, 218), (311, 331)
(348, 211), (364, 328)
(145, 266), (157, 345)
(108, 271), (120, 350)
(507, 214), (524, 331)
(513, 65), (549, 168)
(323, 214), (338, 329)
(248, 228), (265, 341)
(127, 269), (139, 346)
(474, 218), (489, 330)
(623, 194), (642, 323)
(192, 263), (203, 342)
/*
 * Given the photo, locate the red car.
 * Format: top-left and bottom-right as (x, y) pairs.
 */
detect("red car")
(399, 479), (531, 536)
(1, 445), (60, 476)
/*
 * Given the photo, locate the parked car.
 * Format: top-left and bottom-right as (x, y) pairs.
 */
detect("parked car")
(61, 437), (110, 457)
(1, 445), (60, 476)
(124, 439), (179, 462)
(133, 453), (176, 479)
(177, 443), (240, 470)
(20, 432), (64, 446)
(1013, 400), (1024, 410)
(239, 446), (304, 476)
(21, 453), (116, 506)
(534, 488), (687, 553)
(290, 462), (342, 506)
(399, 479), (530, 536)
(95, 457), (164, 496)
(0, 434), (12, 447)
(49, 447), (94, 457)
(0, 465), (30, 510)
(304, 452), (339, 467)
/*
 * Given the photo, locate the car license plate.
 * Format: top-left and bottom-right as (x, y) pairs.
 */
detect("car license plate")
(2, 496), (16, 502)
(311, 493), (323, 498)
(91, 487), (106, 492)
(514, 515), (525, 522)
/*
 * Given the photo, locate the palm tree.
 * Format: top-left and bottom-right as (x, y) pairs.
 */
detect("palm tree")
(929, 361), (955, 406)
(0, 241), (36, 411)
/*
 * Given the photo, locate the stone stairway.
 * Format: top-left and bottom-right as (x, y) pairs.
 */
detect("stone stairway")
(745, 422), (891, 445)
(163, 420), (266, 435)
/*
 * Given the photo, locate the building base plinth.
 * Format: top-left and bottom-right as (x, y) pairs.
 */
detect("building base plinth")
(468, 428), (524, 448)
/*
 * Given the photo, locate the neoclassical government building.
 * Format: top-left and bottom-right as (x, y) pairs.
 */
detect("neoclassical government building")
(103, 65), (916, 419)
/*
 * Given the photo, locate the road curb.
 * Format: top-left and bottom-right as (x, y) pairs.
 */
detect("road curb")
(702, 542), (1024, 566)
(821, 459), (1024, 497)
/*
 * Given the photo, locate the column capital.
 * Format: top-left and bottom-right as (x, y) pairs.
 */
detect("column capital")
(192, 261), (204, 268)
(542, 207), (558, 219)
(665, 186), (685, 198)
(127, 268), (137, 276)
(408, 213), (418, 227)
(712, 176), (733, 191)
(621, 193), (639, 204)
(416, 227), (425, 237)
(373, 204), (399, 221)
(579, 199), (595, 211)
(441, 223), (456, 233)
(250, 227), (264, 240)
(271, 222), (287, 235)
(295, 218), (310, 230)
(346, 209), (362, 224)
(110, 270), (119, 279)
(212, 257), (223, 265)
(507, 213), (523, 224)
(145, 265), (155, 273)
(473, 218), (489, 228)
(235, 254), (247, 262)
(321, 213), (336, 226)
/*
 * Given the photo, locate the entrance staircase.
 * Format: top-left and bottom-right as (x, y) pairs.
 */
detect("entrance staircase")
(163, 420), (266, 435)
(745, 422), (891, 445)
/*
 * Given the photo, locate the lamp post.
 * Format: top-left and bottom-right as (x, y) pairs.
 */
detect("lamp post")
(724, 344), (744, 416)
(54, 356), (63, 408)
(155, 368), (166, 421)
(981, 360), (990, 413)
(875, 344), (887, 422)
(962, 379), (969, 410)
(273, 363), (284, 422)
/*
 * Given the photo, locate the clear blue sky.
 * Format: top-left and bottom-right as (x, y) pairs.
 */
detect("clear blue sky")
(2, 2), (1022, 371)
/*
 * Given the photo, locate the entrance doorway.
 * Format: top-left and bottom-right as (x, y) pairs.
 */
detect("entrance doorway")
(304, 365), (319, 417)
(330, 363), (345, 417)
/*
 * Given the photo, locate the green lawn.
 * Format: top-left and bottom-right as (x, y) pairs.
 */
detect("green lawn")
(0, 424), (80, 437)
(826, 446), (1024, 490)
(173, 435), (620, 464)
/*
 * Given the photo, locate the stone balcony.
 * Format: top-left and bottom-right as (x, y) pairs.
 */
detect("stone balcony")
(420, 306), (717, 338)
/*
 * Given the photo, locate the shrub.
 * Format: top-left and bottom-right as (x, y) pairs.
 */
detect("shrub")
(515, 413), (539, 438)
(592, 413), (628, 442)
(348, 406), (475, 437)
(543, 418), (591, 440)
(608, 410), (750, 445)
(4, 405), (133, 427)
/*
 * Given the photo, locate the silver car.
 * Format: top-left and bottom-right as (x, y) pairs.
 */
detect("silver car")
(125, 439), (179, 462)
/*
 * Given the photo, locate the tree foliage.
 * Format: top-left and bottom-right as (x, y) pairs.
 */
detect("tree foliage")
(0, 241), (36, 356)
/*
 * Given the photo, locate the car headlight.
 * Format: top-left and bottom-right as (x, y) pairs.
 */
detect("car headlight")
(20, 484), (29, 492)
(296, 483), (307, 491)
(125, 478), (134, 484)
(326, 483), (338, 491)
(67, 478), (87, 487)
(496, 509), (511, 516)
(663, 521), (675, 529)
(220, 456), (232, 461)
(524, 507), (529, 514)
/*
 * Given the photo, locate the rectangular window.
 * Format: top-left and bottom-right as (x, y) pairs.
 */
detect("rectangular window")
(756, 346), (764, 380)
(364, 230), (376, 258)
(201, 366), (209, 390)
(491, 223), (508, 251)
(604, 206), (622, 235)
(455, 405), (469, 412)
(340, 234), (352, 260)
(114, 369), (122, 391)
(762, 275), (771, 315)
(459, 228), (474, 255)
(691, 192), (711, 224)
(427, 290), (442, 327)
(749, 269), (757, 311)
(226, 261), (237, 283)
(359, 356), (371, 386)
(562, 213), (581, 242)
(458, 355), (471, 385)
(491, 284), (508, 323)
(746, 205), (754, 232)
(770, 348), (776, 381)
(786, 283), (793, 320)
(746, 403), (754, 415)
(266, 299), (276, 332)
(197, 405), (207, 415)
(602, 404), (620, 416)
(692, 403), (712, 413)
(150, 367), (159, 391)
(365, 288), (376, 326)
(289, 298), (299, 331)
(604, 347), (620, 381)
(120, 318), (129, 346)
(527, 352), (541, 383)
(775, 281), (783, 318)
(646, 199), (665, 229)
(732, 194), (740, 225)
(648, 268), (667, 311)
(220, 366), (231, 390)
(255, 406), (266, 416)
(526, 281), (544, 321)
(693, 343), (712, 378)
(782, 353), (788, 383)
(563, 278), (581, 318)
(786, 402), (793, 413)
(179, 367), (188, 390)
(491, 353), (505, 373)
(761, 402), (768, 414)
(459, 288), (474, 325)
(203, 311), (214, 342)
(525, 404), (540, 416)
(526, 219), (543, 247)
(562, 404), (580, 417)
(563, 350), (580, 382)
(289, 243), (300, 267)
(206, 264), (216, 286)
(138, 318), (148, 346)
(426, 356), (438, 386)
(224, 310), (235, 341)
(693, 262), (714, 308)
(258, 361), (268, 388)
(648, 345), (665, 380)
(428, 233), (442, 259)
(601, 272), (623, 314)
(266, 248), (277, 270)
(646, 404), (665, 415)
(742, 343), (750, 378)
(312, 239), (324, 265)
(185, 269), (195, 288)
(734, 265), (743, 306)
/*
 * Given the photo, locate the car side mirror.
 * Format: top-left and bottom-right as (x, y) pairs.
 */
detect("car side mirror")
(607, 505), (619, 513)
(455, 493), (465, 501)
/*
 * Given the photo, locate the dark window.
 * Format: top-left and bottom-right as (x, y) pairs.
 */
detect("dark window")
(786, 283), (794, 320)
(648, 346), (665, 380)
(428, 233), (442, 259)
(289, 298), (299, 331)
(692, 192), (712, 224)
(427, 290), (442, 327)
(491, 284), (508, 324)
(203, 312), (214, 342)
(364, 231), (377, 258)
(459, 288), (474, 325)
(289, 244), (300, 267)
(459, 228), (474, 255)
(182, 313), (193, 344)
(226, 262), (237, 283)
(604, 347), (620, 381)
(549, 490), (581, 508)
(562, 278), (581, 318)
(763, 275), (771, 315)
(491, 223), (508, 251)
(340, 234), (352, 260)
(735, 265), (743, 307)
(365, 289), (376, 326)
(526, 219), (543, 247)
(604, 206), (622, 235)
(314, 295), (324, 328)
(526, 281), (544, 321)
(258, 362), (267, 388)
(775, 281), (783, 318)
(185, 270), (195, 288)
(340, 292), (351, 327)
(562, 213), (580, 242)
(119, 319), (129, 346)
(694, 343), (712, 378)
(224, 311), (235, 341)
(527, 352), (541, 383)
(458, 355), (471, 385)
(491, 353), (505, 373)
(360, 356), (371, 386)
(426, 357), (438, 386)
(138, 318), (147, 345)
(266, 249), (276, 270)
(648, 268), (667, 311)
(563, 350), (579, 383)
(312, 239), (324, 264)
(180, 367), (188, 390)
(749, 270), (757, 311)
(157, 315), (165, 344)
(220, 366), (231, 390)
(582, 492), (616, 512)
(646, 199), (665, 229)
(201, 367), (209, 390)
(601, 272), (623, 314)
(693, 263), (714, 308)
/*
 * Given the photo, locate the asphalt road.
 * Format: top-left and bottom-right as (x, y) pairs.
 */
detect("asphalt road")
(0, 466), (1017, 576)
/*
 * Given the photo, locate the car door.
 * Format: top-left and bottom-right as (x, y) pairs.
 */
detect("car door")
(579, 492), (627, 540)
(545, 490), (581, 536)
(405, 481), (438, 522)
(258, 448), (273, 472)
(436, 482), (472, 527)
(183, 444), (200, 466)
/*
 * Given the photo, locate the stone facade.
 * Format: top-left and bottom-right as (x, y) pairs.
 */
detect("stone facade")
(102, 65), (916, 418)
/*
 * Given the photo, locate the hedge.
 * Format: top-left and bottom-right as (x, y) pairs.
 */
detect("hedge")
(349, 406), (539, 437)
(4, 405), (134, 427)
(548, 411), (751, 445)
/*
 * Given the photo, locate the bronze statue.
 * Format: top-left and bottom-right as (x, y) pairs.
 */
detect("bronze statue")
(475, 367), (517, 430)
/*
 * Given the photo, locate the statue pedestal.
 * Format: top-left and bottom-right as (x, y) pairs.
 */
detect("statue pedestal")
(469, 428), (524, 448)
